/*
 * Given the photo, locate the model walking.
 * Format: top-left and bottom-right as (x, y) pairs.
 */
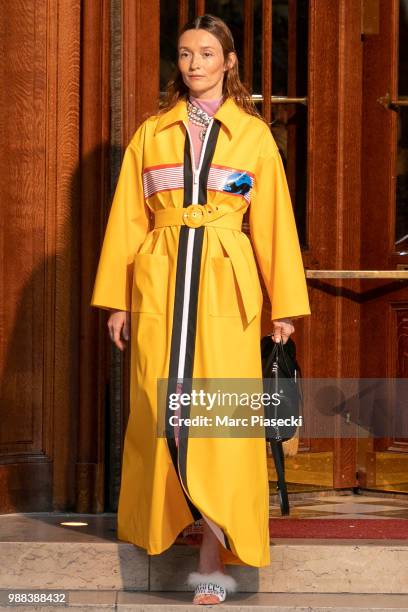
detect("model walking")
(91, 14), (310, 605)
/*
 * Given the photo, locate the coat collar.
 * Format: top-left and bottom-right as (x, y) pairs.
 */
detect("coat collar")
(154, 96), (243, 138)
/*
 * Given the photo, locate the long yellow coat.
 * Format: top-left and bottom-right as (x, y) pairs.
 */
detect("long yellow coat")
(91, 96), (311, 567)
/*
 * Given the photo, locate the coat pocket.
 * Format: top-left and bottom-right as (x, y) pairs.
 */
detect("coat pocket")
(132, 253), (169, 314)
(209, 256), (242, 317)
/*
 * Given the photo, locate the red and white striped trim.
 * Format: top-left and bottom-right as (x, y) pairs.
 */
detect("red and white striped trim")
(143, 164), (184, 199)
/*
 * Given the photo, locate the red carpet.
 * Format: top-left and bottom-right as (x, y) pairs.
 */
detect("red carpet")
(268, 518), (408, 539)
(177, 518), (408, 544)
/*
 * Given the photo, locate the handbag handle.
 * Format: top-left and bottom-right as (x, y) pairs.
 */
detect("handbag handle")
(264, 337), (294, 379)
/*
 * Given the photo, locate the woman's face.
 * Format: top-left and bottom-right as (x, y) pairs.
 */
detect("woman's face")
(178, 29), (235, 99)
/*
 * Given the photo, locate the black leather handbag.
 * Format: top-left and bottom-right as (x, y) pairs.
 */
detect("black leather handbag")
(261, 335), (302, 516)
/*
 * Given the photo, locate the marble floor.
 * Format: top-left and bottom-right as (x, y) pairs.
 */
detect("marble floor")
(269, 491), (408, 519)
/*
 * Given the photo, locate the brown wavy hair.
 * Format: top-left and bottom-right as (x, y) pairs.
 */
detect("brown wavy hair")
(159, 14), (265, 122)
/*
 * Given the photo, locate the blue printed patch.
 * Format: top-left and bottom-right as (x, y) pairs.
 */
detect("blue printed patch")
(222, 172), (253, 196)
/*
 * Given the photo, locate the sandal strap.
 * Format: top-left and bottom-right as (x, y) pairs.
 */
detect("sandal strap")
(194, 582), (226, 600)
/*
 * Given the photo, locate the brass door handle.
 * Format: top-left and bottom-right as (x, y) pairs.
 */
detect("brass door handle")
(377, 93), (408, 110)
(251, 94), (308, 106)
(306, 270), (408, 279)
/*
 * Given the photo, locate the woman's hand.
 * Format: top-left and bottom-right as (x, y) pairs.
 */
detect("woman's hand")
(107, 311), (130, 351)
(271, 318), (295, 344)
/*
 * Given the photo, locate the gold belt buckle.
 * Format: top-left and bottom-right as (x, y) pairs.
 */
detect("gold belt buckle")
(182, 204), (207, 228)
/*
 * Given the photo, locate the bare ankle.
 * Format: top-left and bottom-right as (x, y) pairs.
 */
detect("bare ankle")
(197, 556), (225, 574)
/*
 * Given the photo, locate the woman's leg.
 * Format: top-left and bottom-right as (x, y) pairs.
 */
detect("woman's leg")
(197, 519), (225, 574)
(191, 520), (226, 604)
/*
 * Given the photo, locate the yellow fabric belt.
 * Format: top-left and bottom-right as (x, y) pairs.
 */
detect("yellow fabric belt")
(153, 204), (259, 325)
(153, 205), (243, 231)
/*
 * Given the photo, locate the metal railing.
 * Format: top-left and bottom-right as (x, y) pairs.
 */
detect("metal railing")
(305, 270), (408, 279)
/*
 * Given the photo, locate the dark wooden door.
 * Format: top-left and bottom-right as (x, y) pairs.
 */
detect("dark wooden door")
(0, 0), (82, 512)
(279, 0), (408, 492)
(0, 0), (112, 513)
(357, 0), (408, 492)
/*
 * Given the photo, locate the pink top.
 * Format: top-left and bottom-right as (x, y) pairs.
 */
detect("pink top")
(188, 95), (224, 169)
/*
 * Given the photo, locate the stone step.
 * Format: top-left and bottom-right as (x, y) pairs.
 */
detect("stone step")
(0, 590), (408, 611)
(1, 539), (408, 594)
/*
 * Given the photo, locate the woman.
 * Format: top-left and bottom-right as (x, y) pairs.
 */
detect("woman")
(91, 14), (310, 606)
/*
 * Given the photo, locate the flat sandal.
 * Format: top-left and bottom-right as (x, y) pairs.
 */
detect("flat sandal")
(187, 570), (237, 605)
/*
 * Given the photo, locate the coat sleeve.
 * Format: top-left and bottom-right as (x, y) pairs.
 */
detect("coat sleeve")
(249, 129), (311, 321)
(90, 128), (150, 312)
